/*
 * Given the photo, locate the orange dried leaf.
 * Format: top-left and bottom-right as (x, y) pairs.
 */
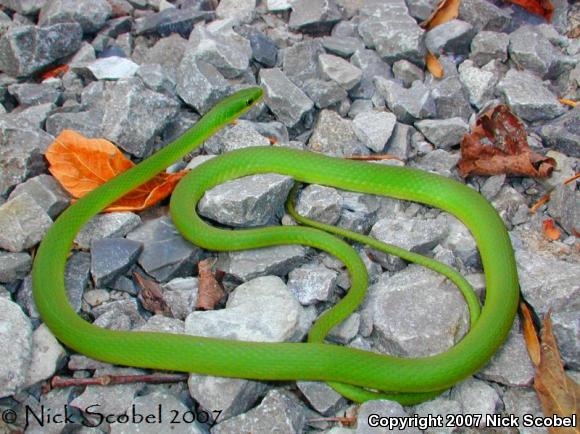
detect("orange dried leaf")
(426, 52), (444, 78)
(542, 219), (562, 241)
(520, 302), (541, 366)
(458, 105), (557, 177)
(421, 0), (461, 30)
(46, 130), (188, 212)
(506, 0), (554, 22)
(40, 64), (70, 80)
(559, 98), (577, 108)
(197, 259), (225, 310)
(533, 314), (580, 433)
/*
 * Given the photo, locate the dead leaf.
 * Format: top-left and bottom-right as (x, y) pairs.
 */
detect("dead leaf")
(46, 130), (188, 212)
(506, 0), (554, 22)
(530, 173), (580, 213)
(40, 64), (69, 80)
(534, 314), (580, 434)
(197, 259), (225, 310)
(421, 0), (461, 30)
(542, 219), (562, 241)
(559, 98), (578, 108)
(520, 302), (541, 366)
(426, 52), (444, 78)
(133, 272), (172, 316)
(458, 105), (557, 177)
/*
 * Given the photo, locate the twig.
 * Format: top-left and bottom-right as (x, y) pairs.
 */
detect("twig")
(529, 172), (579, 213)
(50, 373), (188, 389)
(346, 154), (403, 162)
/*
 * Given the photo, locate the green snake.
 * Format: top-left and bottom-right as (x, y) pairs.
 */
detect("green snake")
(32, 87), (519, 405)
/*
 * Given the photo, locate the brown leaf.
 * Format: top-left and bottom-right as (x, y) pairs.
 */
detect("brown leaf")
(46, 130), (188, 212)
(421, 0), (461, 30)
(133, 272), (172, 316)
(520, 302), (541, 366)
(506, 0), (554, 22)
(426, 52), (444, 78)
(40, 64), (69, 80)
(534, 314), (580, 434)
(542, 219), (562, 241)
(196, 259), (225, 310)
(458, 105), (557, 177)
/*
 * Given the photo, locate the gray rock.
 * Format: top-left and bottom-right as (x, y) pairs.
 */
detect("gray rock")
(8, 174), (69, 219)
(425, 19), (476, 55)
(0, 297), (32, 398)
(353, 111), (397, 152)
(295, 184), (343, 225)
(308, 109), (367, 157)
(515, 247), (579, 318)
(458, 0), (511, 32)
(392, 59), (424, 88)
(367, 266), (469, 356)
(203, 120), (270, 154)
(259, 68), (314, 129)
(538, 106), (580, 157)
(142, 34), (188, 82)
(126, 216), (202, 282)
(430, 76), (473, 120)
(548, 183), (578, 235)
(92, 298), (145, 330)
(137, 315), (185, 334)
(86, 56), (139, 80)
(319, 53), (362, 91)
(39, 0), (112, 34)
(134, 7), (214, 38)
(188, 375), (268, 421)
(212, 389), (307, 434)
(162, 277), (198, 320)
(478, 321), (535, 386)
(101, 78), (180, 157)
(90, 238), (142, 287)
(216, 0), (255, 23)
(322, 36), (364, 58)
(186, 27), (251, 79)
(356, 399), (420, 434)
(25, 323), (66, 387)
(509, 25), (556, 78)
(217, 245), (308, 282)
(64, 251), (91, 312)
(350, 49), (393, 99)
(249, 32), (278, 68)
(386, 123), (412, 161)
(199, 174), (294, 227)
(46, 110), (103, 138)
(0, 114), (53, 196)
(288, 0), (341, 34)
(8, 103), (54, 130)
(109, 389), (205, 434)
(503, 388), (547, 434)
(177, 56), (229, 114)
(413, 149), (460, 178)
(414, 117), (469, 150)
(470, 31), (509, 67)
(302, 78), (347, 109)
(0, 0), (46, 14)
(297, 381), (346, 416)
(450, 377), (501, 425)
(70, 366), (145, 417)
(337, 191), (380, 234)
(0, 193), (52, 252)
(135, 63), (175, 96)
(75, 212), (141, 249)
(266, 0), (291, 12)
(442, 215), (479, 267)
(281, 39), (324, 87)
(497, 69), (565, 122)
(375, 78), (436, 123)
(0, 251), (31, 282)
(287, 263), (338, 305)
(8, 82), (61, 107)
(413, 398), (462, 434)
(186, 276), (307, 342)
(0, 23), (83, 77)
(491, 185), (527, 228)
(358, 7), (426, 66)
(551, 299), (579, 369)
(328, 312), (360, 344)
(458, 60), (498, 109)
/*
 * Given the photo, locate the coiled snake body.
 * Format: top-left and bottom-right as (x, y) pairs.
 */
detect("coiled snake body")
(33, 87), (519, 404)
